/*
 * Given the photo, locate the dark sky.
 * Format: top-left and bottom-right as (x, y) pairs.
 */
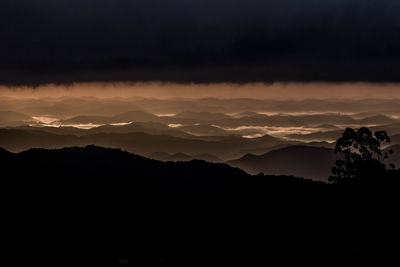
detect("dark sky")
(2, 0), (400, 85)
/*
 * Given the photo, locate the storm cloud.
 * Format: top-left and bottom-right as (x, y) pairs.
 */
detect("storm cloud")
(2, 0), (400, 85)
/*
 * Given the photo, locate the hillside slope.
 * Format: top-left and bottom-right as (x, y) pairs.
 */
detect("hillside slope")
(0, 145), (319, 185)
(228, 145), (339, 181)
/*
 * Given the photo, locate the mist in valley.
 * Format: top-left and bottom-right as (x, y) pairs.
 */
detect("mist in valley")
(2, 83), (400, 181)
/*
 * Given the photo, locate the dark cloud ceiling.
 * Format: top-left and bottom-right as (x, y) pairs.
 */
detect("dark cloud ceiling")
(1, 0), (400, 85)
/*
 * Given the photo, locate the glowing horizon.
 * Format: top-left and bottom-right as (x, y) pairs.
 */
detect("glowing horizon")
(2, 82), (400, 100)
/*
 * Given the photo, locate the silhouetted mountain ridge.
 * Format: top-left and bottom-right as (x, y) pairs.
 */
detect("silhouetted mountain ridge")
(60, 110), (158, 124)
(0, 128), (292, 160)
(0, 110), (31, 122)
(174, 111), (233, 121)
(0, 145), (320, 186)
(150, 151), (223, 162)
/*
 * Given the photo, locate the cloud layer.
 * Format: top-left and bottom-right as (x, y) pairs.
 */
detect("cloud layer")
(2, 0), (400, 85)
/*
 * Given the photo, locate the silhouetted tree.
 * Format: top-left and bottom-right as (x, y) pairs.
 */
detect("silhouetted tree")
(329, 127), (391, 184)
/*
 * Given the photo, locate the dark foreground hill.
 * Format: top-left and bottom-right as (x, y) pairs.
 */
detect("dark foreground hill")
(2, 146), (399, 267)
(0, 145), (317, 185)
